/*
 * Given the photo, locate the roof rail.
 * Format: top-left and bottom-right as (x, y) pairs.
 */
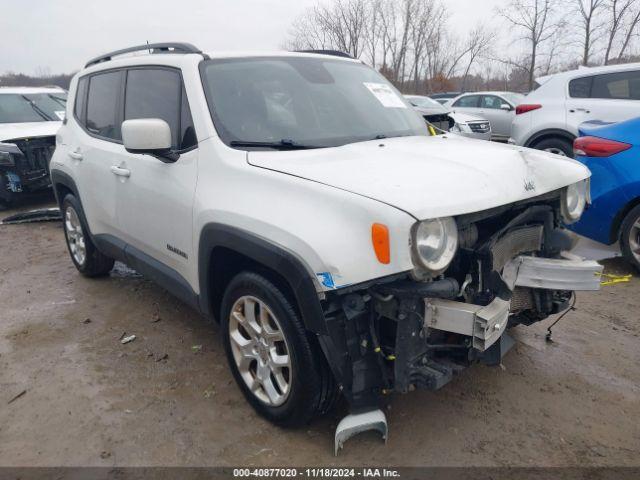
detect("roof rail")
(85, 42), (206, 68)
(296, 49), (353, 59)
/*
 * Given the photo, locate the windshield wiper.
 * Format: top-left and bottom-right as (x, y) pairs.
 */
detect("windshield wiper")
(21, 95), (53, 121)
(229, 139), (322, 150)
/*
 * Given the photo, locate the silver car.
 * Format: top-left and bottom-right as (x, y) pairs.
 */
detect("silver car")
(404, 95), (492, 141)
(446, 91), (525, 142)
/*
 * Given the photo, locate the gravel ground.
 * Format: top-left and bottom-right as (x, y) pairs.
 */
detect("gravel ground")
(1, 197), (639, 467)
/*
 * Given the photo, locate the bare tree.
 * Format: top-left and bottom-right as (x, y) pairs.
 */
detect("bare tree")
(458, 26), (494, 91)
(498, 0), (562, 90)
(574, 0), (606, 65)
(604, 0), (640, 65)
(284, 0), (369, 58)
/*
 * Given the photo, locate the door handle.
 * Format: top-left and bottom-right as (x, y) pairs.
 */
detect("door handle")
(110, 166), (131, 178)
(68, 150), (83, 160)
(570, 108), (591, 113)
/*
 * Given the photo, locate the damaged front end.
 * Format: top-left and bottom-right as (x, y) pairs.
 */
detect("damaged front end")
(320, 191), (602, 453)
(0, 137), (55, 205)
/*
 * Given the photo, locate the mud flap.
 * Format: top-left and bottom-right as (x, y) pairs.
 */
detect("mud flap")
(334, 409), (387, 455)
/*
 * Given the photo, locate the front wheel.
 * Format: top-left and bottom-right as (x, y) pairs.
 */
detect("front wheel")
(62, 194), (114, 277)
(620, 205), (640, 272)
(220, 272), (337, 427)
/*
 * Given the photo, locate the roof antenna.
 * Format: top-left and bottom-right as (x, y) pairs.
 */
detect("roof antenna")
(146, 40), (151, 54)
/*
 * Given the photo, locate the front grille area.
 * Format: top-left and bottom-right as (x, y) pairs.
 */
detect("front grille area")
(468, 121), (490, 133)
(490, 225), (544, 271)
(9, 136), (55, 181)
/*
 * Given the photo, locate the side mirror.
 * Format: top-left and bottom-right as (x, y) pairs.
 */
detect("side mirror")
(122, 119), (178, 163)
(500, 103), (512, 111)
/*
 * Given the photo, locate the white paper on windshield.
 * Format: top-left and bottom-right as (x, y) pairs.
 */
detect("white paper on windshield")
(363, 82), (407, 109)
(54, 111), (66, 120)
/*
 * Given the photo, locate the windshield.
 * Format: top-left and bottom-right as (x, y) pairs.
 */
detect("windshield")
(200, 57), (427, 149)
(502, 92), (525, 105)
(0, 92), (67, 124)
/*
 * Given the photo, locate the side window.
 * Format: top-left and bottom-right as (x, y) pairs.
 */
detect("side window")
(86, 71), (123, 140)
(453, 95), (480, 108)
(591, 70), (640, 100)
(569, 76), (592, 98)
(74, 77), (88, 123)
(480, 95), (502, 109)
(125, 69), (197, 150)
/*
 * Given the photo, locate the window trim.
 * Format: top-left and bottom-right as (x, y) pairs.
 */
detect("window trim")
(74, 64), (198, 152)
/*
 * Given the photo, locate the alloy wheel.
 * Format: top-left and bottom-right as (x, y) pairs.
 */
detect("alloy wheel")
(64, 206), (86, 266)
(228, 295), (292, 406)
(543, 147), (567, 156)
(629, 216), (640, 264)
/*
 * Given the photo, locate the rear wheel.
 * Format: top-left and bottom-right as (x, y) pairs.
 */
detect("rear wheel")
(62, 194), (114, 277)
(220, 271), (337, 426)
(620, 205), (640, 272)
(532, 137), (573, 157)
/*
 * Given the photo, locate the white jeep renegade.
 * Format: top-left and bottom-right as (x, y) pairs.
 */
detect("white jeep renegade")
(51, 43), (602, 452)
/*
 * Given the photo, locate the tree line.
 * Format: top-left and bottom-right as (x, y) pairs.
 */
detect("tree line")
(284, 0), (640, 93)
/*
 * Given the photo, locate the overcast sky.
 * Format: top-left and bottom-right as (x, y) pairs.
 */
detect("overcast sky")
(1, 0), (504, 74)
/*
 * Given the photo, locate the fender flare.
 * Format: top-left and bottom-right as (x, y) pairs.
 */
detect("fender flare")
(197, 223), (328, 334)
(50, 170), (81, 207)
(524, 129), (576, 148)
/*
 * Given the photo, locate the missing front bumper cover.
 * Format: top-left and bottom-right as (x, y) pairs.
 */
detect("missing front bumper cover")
(424, 254), (602, 351)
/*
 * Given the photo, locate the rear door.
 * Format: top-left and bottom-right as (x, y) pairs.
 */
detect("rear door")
(116, 67), (198, 284)
(566, 70), (640, 135)
(72, 70), (125, 239)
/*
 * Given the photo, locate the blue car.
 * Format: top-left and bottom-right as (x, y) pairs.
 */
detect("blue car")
(571, 117), (640, 271)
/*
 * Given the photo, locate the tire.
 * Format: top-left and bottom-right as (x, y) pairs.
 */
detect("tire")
(620, 205), (640, 272)
(532, 137), (574, 158)
(220, 271), (337, 427)
(62, 194), (114, 277)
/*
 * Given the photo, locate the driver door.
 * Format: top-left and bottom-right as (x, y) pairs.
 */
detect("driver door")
(116, 67), (199, 285)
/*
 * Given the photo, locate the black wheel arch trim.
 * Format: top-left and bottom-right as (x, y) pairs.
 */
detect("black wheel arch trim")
(51, 170), (81, 208)
(525, 129), (576, 148)
(198, 223), (328, 334)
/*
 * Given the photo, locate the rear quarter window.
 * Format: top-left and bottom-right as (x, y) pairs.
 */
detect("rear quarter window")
(569, 76), (592, 98)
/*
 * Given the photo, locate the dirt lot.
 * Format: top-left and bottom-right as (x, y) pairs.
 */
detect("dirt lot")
(1, 197), (639, 468)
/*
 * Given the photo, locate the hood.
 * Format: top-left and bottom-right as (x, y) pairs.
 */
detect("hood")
(0, 122), (61, 142)
(247, 135), (591, 220)
(414, 105), (450, 117)
(448, 111), (486, 124)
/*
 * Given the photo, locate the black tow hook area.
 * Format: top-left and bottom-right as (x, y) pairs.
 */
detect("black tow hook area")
(376, 278), (459, 299)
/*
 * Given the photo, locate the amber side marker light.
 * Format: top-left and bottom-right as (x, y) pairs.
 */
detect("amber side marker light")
(371, 223), (390, 264)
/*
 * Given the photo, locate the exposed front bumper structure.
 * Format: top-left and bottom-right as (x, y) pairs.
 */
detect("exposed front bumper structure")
(424, 254), (603, 351)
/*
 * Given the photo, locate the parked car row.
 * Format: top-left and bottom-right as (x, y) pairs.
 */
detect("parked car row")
(404, 95), (491, 141)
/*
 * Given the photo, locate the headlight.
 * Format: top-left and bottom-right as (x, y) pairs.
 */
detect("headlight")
(412, 217), (458, 275)
(561, 180), (588, 223)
